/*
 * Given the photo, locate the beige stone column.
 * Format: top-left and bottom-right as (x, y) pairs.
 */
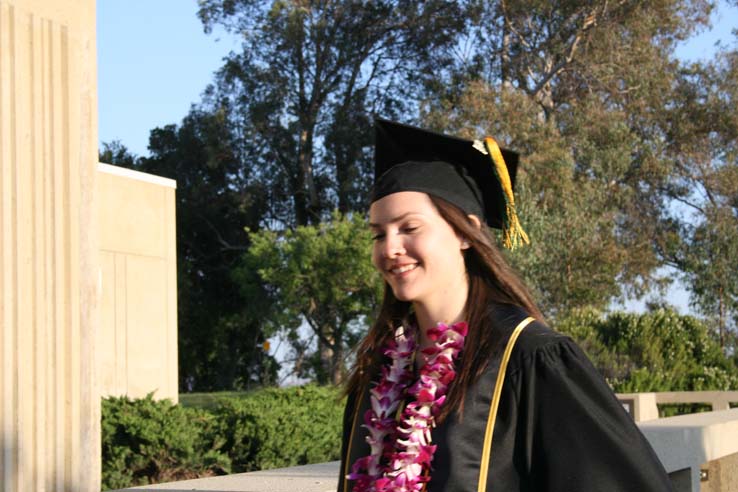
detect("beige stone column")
(0, 0), (100, 491)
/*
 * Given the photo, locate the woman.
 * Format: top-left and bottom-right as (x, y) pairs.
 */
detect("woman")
(337, 119), (674, 492)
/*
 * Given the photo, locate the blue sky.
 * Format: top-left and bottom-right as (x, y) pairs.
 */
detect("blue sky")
(98, 1), (236, 156)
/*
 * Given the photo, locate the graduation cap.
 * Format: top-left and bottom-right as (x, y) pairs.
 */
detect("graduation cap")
(372, 118), (529, 250)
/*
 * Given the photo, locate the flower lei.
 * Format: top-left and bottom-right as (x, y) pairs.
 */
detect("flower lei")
(348, 321), (468, 492)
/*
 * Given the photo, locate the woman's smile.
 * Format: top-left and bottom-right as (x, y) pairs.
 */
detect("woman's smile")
(389, 262), (418, 276)
(369, 191), (468, 308)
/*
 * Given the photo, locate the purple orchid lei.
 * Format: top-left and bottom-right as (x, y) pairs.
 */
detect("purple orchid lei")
(348, 321), (468, 492)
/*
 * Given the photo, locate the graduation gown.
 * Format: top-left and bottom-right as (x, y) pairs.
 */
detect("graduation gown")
(337, 305), (674, 492)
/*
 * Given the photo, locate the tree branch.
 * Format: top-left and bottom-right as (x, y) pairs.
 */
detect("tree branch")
(198, 214), (249, 252)
(530, 8), (598, 99)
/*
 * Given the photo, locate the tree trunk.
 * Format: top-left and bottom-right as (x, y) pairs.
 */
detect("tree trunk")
(719, 285), (725, 348)
(318, 326), (335, 385)
(296, 123), (320, 225)
(331, 339), (344, 385)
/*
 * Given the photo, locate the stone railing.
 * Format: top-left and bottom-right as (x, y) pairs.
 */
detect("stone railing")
(640, 408), (738, 492)
(118, 462), (339, 492)
(613, 392), (738, 491)
(616, 391), (738, 422)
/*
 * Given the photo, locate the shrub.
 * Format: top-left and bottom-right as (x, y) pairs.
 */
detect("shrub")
(101, 394), (230, 490)
(101, 385), (344, 489)
(211, 384), (344, 472)
(557, 308), (738, 393)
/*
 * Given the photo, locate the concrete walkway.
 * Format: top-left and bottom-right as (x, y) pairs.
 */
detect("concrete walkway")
(119, 461), (340, 492)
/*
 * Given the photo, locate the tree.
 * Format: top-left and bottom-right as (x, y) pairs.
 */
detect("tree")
(240, 211), (382, 384)
(100, 140), (140, 167)
(655, 47), (738, 348)
(197, 0), (466, 226)
(684, 207), (738, 348)
(138, 107), (278, 391)
(419, 0), (717, 317)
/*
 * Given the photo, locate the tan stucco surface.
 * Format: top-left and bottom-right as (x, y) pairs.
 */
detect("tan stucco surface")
(98, 164), (178, 402)
(0, 0), (100, 490)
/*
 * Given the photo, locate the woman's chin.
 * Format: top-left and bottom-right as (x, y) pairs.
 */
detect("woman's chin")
(390, 286), (417, 303)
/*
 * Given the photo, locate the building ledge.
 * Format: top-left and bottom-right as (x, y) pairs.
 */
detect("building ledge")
(116, 461), (339, 492)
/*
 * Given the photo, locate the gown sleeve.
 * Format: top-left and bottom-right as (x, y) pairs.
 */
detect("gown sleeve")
(503, 335), (674, 492)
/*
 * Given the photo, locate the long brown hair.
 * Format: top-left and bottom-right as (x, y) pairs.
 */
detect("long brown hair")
(344, 195), (543, 421)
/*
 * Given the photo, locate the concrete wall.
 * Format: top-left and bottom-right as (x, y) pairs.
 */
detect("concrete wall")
(0, 0), (100, 491)
(98, 163), (178, 402)
(640, 408), (738, 492)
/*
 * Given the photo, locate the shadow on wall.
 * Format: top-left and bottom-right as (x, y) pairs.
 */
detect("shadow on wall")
(3, 435), (83, 492)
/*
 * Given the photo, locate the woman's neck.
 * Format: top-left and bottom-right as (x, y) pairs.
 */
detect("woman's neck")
(412, 278), (469, 350)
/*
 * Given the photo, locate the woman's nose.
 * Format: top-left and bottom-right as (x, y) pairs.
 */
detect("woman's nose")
(383, 234), (406, 258)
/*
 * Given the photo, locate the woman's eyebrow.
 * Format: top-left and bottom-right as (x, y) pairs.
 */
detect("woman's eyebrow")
(369, 212), (420, 228)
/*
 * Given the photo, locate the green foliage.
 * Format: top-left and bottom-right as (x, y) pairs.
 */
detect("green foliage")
(240, 211), (382, 383)
(197, 0), (465, 224)
(211, 385), (344, 472)
(557, 308), (738, 393)
(101, 394), (230, 490)
(99, 140), (139, 168)
(418, 0), (738, 333)
(101, 386), (343, 489)
(137, 108), (278, 392)
(179, 391), (253, 411)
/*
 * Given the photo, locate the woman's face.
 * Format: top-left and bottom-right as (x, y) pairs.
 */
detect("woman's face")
(369, 191), (469, 307)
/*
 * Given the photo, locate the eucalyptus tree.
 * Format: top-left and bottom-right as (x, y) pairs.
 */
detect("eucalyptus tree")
(420, 0), (721, 318)
(658, 48), (738, 347)
(198, 0), (466, 226)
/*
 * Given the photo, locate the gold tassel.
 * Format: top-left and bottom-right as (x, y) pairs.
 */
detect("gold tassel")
(483, 137), (529, 250)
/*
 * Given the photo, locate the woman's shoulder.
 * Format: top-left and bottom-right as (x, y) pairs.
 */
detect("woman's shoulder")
(483, 302), (583, 375)
(484, 302), (567, 346)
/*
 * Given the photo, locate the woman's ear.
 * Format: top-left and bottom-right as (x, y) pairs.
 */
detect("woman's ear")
(460, 215), (482, 250)
(467, 214), (482, 230)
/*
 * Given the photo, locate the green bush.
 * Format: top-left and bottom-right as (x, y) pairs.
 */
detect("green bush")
(557, 308), (738, 393)
(179, 390), (251, 410)
(101, 394), (230, 490)
(101, 385), (344, 489)
(212, 385), (344, 472)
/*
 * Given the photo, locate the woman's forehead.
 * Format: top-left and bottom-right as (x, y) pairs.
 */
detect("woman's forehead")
(369, 192), (439, 224)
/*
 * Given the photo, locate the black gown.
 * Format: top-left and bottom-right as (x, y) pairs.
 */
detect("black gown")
(337, 305), (674, 492)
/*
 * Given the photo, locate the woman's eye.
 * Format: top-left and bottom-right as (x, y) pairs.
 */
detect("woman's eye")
(371, 232), (385, 241)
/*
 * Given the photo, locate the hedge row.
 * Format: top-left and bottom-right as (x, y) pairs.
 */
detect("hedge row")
(102, 385), (344, 490)
(557, 308), (738, 393)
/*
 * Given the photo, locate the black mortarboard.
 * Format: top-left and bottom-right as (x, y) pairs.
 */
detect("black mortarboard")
(372, 118), (529, 249)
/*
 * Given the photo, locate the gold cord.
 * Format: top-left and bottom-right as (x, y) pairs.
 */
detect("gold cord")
(477, 316), (535, 492)
(483, 137), (530, 250)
